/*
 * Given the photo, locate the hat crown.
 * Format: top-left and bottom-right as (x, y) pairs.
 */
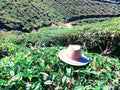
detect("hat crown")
(67, 45), (81, 60)
(69, 45), (81, 50)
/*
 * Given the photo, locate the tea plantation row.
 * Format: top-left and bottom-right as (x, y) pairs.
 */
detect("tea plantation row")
(0, 0), (120, 32)
(0, 0), (63, 32)
(3, 17), (120, 57)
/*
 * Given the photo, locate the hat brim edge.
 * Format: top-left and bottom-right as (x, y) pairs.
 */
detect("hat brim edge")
(58, 49), (89, 66)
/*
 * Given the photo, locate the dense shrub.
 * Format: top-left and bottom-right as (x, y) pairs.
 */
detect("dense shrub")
(5, 27), (119, 60)
(0, 46), (120, 89)
(0, 17), (120, 89)
(4, 17), (119, 58)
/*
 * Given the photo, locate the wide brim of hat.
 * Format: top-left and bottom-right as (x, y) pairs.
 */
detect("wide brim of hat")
(58, 49), (89, 66)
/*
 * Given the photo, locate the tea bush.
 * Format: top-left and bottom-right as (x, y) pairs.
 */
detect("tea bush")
(0, 46), (120, 89)
(0, 17), (120, 89)
(6, 18), (120, 57)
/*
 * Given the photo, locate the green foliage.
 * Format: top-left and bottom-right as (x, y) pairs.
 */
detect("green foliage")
(0, 17), (120, 89)
(0, 45), (120, 89)
(0, 0), (120, 32)
(43, 0), (120, 22)
(4, 18), (119, 54)
(0, 0), (63, 32)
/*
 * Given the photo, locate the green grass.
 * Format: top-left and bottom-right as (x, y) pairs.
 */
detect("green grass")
(37, 17), (120, 38)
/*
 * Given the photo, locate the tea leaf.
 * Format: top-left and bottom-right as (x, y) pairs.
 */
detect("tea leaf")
(30, 82), (40, 90)
(10, 70), (15, 77)
(66, 67), (71, 77)
(62, 76), (68, 84)
(102, 85), (109, 90)
(74, 85), (84, 90)
(44, 80), (53, 85)
(0, 79), (7, 85)
(40, 72), (49, 81)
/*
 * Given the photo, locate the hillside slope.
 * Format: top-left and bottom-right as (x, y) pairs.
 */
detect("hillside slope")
(0, 0), (120, 31)
(43, 0), (120, 22)
(0, 0), (63, 32)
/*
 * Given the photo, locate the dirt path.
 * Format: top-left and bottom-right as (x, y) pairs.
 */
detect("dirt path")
(65, 23), (73, 28)
(51, 23), (73, 28)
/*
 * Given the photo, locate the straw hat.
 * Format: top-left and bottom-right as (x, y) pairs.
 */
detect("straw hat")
(58, 45), (89, 66)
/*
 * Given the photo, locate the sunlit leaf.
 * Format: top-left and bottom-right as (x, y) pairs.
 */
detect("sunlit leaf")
(44, 80), (52, 85)
(0, 79), (7, 85)
(40, 72), (49, 81)
(30, 82), (40, 90)
(66, 67), (71, 77)
(102, 85), (109, 90)
(74, 85), (84, 90)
